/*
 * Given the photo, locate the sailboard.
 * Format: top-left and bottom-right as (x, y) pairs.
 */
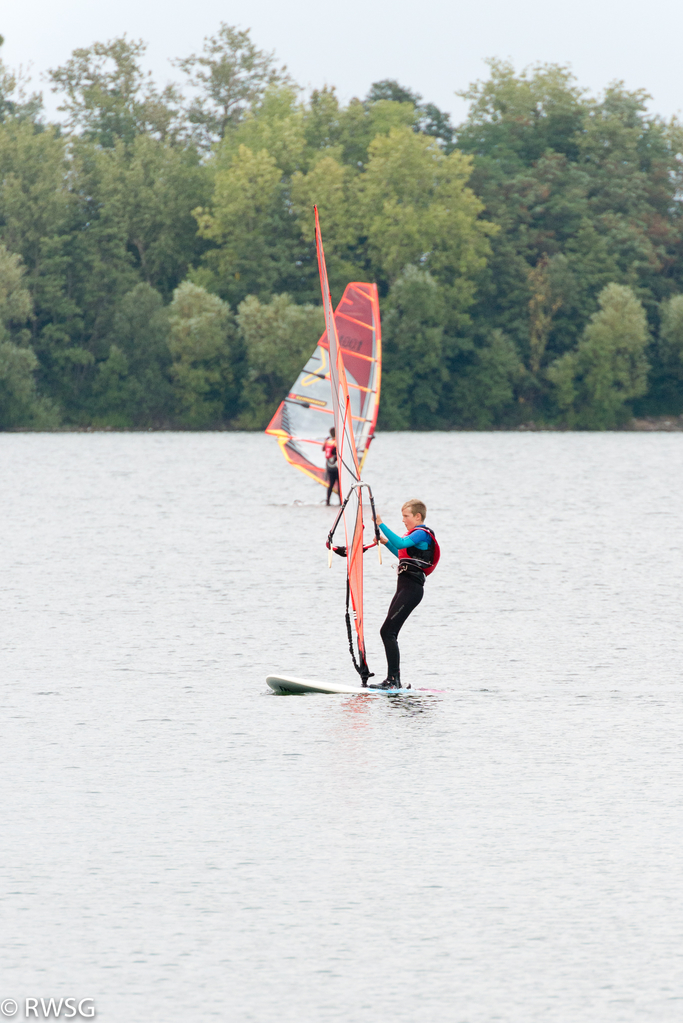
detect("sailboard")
(265, 283), (382, 488)
(266, 674), (402, 695)
(266, 674), (447, 695)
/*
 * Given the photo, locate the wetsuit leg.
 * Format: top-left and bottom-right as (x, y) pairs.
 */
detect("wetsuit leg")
(326, 469), (339, 504)
(380, 574), (424, 678)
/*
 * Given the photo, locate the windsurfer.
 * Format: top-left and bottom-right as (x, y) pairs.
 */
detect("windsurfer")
(370, 500), (439, 690)
(322, 428), (340, 505)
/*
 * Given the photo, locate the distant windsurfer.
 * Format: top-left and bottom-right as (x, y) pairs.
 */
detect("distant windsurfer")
(370, 500), (440, 690)
(322, 428), (340, 505)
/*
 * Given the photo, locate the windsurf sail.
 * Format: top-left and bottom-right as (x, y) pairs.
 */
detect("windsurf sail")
(314, 207), (380, 684)
(265, 283), (381, 488)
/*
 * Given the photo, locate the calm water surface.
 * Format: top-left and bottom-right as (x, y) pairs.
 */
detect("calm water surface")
(2, 432), (683, 1022)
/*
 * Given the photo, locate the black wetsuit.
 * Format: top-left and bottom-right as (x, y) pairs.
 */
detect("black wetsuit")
(380, 567), (425, 678)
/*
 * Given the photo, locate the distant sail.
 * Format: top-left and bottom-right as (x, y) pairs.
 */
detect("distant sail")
(265, 282), (382, 487)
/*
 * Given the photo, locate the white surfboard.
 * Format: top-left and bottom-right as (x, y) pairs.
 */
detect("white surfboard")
(267, 673), (405, 695)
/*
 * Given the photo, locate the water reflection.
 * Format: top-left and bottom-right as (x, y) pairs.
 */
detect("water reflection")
(339, 695), (374, 722)
(384, 692), (442, 715)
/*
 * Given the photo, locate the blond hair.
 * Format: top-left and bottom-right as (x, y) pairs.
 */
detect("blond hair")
(402, 499), (426, 521)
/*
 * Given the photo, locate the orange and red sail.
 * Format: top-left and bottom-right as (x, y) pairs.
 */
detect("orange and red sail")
(265, 284), (381, 487)
(265, 208), (381, 682)
(314, 208), (371, 681)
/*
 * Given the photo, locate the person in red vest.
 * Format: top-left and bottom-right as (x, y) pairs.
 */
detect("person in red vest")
(370, 499), (440, 690)
(322, 427), (339, 505)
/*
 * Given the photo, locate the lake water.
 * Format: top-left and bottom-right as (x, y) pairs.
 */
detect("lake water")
(2, 431), (683, 1022)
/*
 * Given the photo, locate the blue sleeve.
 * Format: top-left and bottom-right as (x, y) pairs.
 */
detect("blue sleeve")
(379, 523), (430, 558)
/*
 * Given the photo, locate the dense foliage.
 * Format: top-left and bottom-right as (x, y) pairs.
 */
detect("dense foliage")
(1, 30), (682, 430)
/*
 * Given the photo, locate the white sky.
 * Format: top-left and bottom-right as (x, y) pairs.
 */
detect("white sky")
(3, 0), (683, 124)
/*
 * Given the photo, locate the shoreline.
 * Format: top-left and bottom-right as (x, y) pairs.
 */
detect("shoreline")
(5, 415), (683, 434)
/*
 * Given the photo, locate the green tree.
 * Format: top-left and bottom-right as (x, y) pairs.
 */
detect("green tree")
(548, 283), (650, 427)
(20, 126), (211, 421)
(337, 98), (415, 170)
(0, 245), (57, 428)
(527, 255), (563, 375)
(167, 282), (236, 427)
(90, 134), (210, 297)
(637, 294), (683, 414)
(8, 29), (683, 430)
(576, 84), (683, 307)
(0, 343), (54, 428)
(457, 61), (683, 420)
(194, 144), (301, 304)
(0, 244), (32, 332)
(447, 329), (524, 428)
(365, 79), (454, 147)
(91, 283), (173, 426)
(290, 155), (363, 297)
(378, 266), (447, 429)
(301, 86), (420, 168)
(456, 59), (586, 168)
(174, 24), (294, 149)
(3, 120), (207, 423)
(357, 127), (495, 312)
(45, 135), (144, 410)
(465, 148), (595, 360)
(214, 85), (306, 177)
(0, 36), (43, 124)
(302, 87), (343, 154)
(48, 37), (181, 146)
(659, 296), (683, 373)
(0, 116), (163, 413)
(0, 120), (88, 410)
(235, 292), (323, 427)
(366, 80), (422, 106)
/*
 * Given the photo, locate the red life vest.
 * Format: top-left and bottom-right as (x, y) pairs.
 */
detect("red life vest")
(398, 525), (440, 576)
(323, 439), (337, 469)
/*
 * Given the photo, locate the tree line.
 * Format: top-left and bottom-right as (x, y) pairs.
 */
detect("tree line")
(1, 27), (683, 430)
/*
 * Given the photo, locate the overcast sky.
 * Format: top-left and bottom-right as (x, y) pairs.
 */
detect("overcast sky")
(3, 0), (682, 124)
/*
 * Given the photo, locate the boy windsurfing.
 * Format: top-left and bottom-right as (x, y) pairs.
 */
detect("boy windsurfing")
(370, 499), (439, 690)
